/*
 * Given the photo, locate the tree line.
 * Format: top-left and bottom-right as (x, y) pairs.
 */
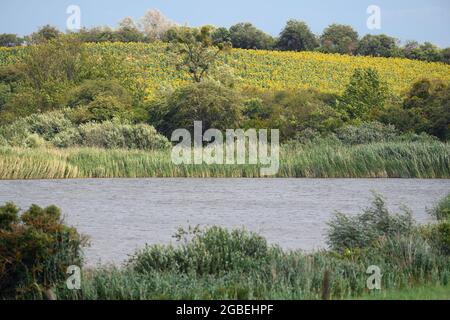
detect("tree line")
(0, 9), (449, 64)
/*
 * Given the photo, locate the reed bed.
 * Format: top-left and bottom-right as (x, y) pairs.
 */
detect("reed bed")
(0, 141), (449, 179)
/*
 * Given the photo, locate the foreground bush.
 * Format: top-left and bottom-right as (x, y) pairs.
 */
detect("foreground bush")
(327, 194), (415, 253)
(0, 203), (84, 299)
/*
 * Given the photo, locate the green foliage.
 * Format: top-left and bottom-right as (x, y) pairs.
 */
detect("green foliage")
(75, 121), (171, 150)
(66, 79), (133, 123)
(167, 26), (231, 83)
(149, 80), (243, 137)
(339, 68), (388, 120)
(0, 202), (84, 299)
(327, 194), (415, 253)
(334, 122), (398, 145)
(320, 24), (359, 55)
(357, 34), (399, 57)
(29, 25), (61, 44)
(0, 34), (23, 47)
(277, 20), (318, 51)
(403, 79), (450, 140)
(429, 193), (450, 222)
(229, 23), (275, 50)
(129, 226), (269, 276)
(241, 89), (342, 141)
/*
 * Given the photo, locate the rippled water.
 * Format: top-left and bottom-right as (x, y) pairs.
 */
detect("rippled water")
(0, 179), (448, 265)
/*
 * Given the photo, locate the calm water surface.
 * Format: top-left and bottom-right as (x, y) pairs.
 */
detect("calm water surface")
(0, 179), (448, 265)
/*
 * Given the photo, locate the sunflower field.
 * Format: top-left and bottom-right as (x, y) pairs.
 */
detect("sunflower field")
(1, 42), (449, 103)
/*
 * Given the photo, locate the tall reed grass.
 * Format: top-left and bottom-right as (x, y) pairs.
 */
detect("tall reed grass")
(0, 140), (449, 179)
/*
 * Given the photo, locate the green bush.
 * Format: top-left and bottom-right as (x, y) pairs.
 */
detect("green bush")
(327, 194), (415, 253)
(429, 193), (450, 222)
(77, 121), (170, 150)
(0, 202), (84, 299)
(334, 122), (398, 145)
(148, 80), (243, 137)
(65, 79), (133, 123)
(0, 110), (75, 146)
(128, 226), (270, 276)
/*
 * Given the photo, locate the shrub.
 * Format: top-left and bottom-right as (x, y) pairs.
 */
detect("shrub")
(402, 79), (450, 140)
(128, 226), (270, 276)
(0, 110), (75, 146)
(51, 128), (82, 148)
(334, 122), (398, 145)
(148, 80), (243, 137)
(0, 203), (84, 299)
(78, 121), (170, 150)
(327, 194), (415, 253)
(65, 79), (133, 123)
(429, 193), (450, 222)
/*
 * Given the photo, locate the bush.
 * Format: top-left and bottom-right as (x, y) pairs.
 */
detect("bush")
(148, 80), (243, 137)
(327, 194), (415, 253)
(0, 110), (75, 146)
(402, 79), (450, 140)
(77, 121), (170, 150)
(334, 122), (398, 145)
(128, 226), (270, 276)
(51, 128), (82, 148)
(65, 79), (133, 123)
(429, 193), (450, 222)
(0, 203), (84, 299)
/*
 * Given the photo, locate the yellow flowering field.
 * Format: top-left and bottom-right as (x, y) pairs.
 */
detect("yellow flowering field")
(1, 42), (449, 101)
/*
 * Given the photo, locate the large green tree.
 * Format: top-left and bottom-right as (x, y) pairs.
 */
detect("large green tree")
(320, 24), (359, 55)
(229, 23), (275, 50)
(357, 34), (399, 57)
(277, 20), (318, 52)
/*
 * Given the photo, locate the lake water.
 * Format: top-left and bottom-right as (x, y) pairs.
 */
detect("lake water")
(0, 179), (448, 265)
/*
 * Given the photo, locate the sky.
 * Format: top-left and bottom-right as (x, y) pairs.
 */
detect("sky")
(1, 0), (449, 47)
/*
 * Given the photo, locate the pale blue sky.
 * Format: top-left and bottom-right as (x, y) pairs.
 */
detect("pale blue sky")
(1, 0), (449, 47)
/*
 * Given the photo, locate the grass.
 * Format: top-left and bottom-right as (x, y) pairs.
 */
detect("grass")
(359, 285), (450, 300)
(0, 140), (449, 179)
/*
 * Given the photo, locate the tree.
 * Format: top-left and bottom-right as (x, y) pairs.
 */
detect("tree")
(277, 20), (318, 51)
(442, 48), (450, 64)
(339, 68), (388, 120)
(139, 9), (177, 41)
(229, 23), (275, 50)
(0, 34), (23, 47)
(29, 25), (61, 44)
(211, 27), (231, 46)
(357, 34), (399, 57)
(402, 79), (450, 140)
(418, 42), (443, 62)
(168, 26), (230, 83)
(148, 80), (243, 137)
(320, 24), (359, 55)
(116, 18), (145, 43)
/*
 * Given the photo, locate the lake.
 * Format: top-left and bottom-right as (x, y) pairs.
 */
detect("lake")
(0, 178), (448, 265)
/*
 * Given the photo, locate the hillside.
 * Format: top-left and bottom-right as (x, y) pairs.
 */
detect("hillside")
(1, 42), (450, 102)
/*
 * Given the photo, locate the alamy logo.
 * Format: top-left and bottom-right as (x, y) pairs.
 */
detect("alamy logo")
(171, 121), (280, 176)
(366, 265), (382, 290)
(367, 5), (381, 30)
(66, 265), (81, 290)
